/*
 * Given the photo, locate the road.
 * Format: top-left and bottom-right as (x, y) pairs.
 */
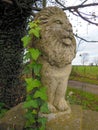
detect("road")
(68, 80), (98, 95)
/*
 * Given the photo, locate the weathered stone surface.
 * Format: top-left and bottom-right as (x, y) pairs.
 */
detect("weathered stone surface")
(82, 110), (98, 130)
(40, 102), (71, 122)
(33, 6), (76, 68)
(1, 104), (98, 130)
(46, 105), (82, 130)
(41, 61), (72, 112)
(31, 6), (76, 113)
(0, 103), (26, 130)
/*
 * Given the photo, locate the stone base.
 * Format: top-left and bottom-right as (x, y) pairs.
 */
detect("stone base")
(46, 105), (82, 130)
(1, 104), (98, 130)
(0, 103), (26, 130)
(40, 107), (71, 121)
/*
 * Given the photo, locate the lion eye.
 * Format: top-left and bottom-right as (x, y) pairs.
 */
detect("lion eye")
(56, 20), (62, 24)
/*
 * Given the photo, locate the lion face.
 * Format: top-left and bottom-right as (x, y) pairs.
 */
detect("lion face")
(43, 14), (74, 46)
(33, 7), (76, 67)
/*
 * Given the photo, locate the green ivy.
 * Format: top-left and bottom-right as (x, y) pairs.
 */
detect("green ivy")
(21, 21), (49, 130)
(0, 102), (8, 118)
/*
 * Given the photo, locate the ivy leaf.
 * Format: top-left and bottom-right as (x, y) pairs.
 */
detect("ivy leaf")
(25, 78), (41, 93)
(34, 87), (47, 101)
(29, 21), (40, 28)
(29, 21), (41, 38)
(23, 63), (31, 75)
(26, 95), (32, 101)
(25, 113), (35, 127)
(21, 36), (31, 48)
(24, 100), (38, 109)
(29, 22), (37, 28)
(28, 28), (40, 38)
(32, 109), (37, 115)
(32, 62), (42, 76)
(38, 117), (47, 130)
(40, 102), (49, 113)
(29, 48), (41, 61)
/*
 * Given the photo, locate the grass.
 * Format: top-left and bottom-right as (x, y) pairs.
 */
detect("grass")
(70, 65), (98, 85)
(68, 66), (98, 111)
(66, 87), (98, 111)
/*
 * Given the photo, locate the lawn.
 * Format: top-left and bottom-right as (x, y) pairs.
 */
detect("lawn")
(68, 65), (98, 111)
(66, 87), (98, 111)
(70, 65), (98, 85)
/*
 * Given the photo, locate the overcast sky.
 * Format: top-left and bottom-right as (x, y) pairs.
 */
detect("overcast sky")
(72, 24), (98, 65)
(65, 0), (98, 65)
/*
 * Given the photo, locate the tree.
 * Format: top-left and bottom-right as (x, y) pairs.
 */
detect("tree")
(0, 0), (98, 108)
(0, 0), (35, 108)
(80, 52), (89, 65)
(93, 57), (98, 66)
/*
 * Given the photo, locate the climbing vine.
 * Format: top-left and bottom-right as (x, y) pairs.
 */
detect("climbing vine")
(21, 21), (49, 130)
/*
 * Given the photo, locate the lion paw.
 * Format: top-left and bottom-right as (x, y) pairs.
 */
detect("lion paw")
(48, 103), (57, 113)
(54, 99), (69, 111)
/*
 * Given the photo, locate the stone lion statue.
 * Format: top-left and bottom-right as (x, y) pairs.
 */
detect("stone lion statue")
(32, 7), (76, 113)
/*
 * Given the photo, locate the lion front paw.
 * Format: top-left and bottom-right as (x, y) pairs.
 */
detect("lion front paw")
(54, 99), (69, 111)
(48, 103), (57, 113)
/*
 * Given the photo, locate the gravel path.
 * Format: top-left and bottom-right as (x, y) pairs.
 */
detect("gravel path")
(68, 80), (98, 95)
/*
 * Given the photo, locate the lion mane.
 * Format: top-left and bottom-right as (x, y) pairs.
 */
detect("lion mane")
(32, 6), (76, 68)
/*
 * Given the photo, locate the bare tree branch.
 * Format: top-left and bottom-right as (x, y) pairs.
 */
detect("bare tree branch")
(79, 11), (98, 18)
(32, 6), (41, 11)
(2, 0), (13, 4)
(43, 0), (47, 8)
(76, 9), (98, 26)
(31, 1), (98, 26)
(74, 33), (98, 43)
(55, 0), (66, 8)
(81, 0), (88, 5)
(63, 3), (98, 11)
(32, 2), (98, 15)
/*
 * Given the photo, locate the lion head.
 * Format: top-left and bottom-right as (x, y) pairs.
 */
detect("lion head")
(32, 6), (76, 67)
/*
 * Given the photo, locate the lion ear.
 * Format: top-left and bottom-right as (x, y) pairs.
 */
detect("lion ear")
(41, 20), (49, 24)
(35, 16), (49, 25)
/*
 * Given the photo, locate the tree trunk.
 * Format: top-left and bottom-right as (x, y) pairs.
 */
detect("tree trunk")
(0, 0), (33, 108)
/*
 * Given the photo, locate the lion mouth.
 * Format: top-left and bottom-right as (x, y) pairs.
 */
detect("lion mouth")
(62, 38), (72, 45)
